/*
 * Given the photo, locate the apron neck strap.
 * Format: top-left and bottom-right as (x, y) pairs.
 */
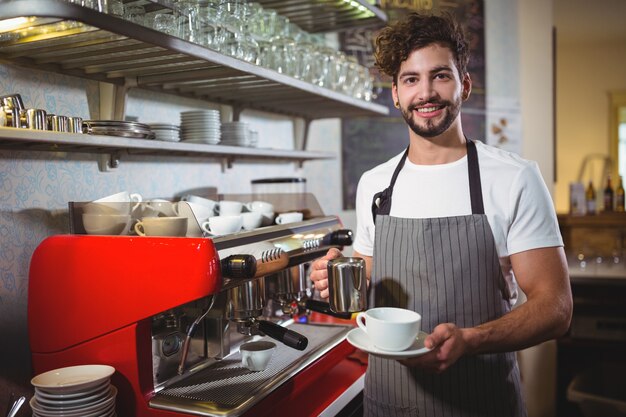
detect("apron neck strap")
(466, 139), (484, 214)
(371, 138), (484, 221)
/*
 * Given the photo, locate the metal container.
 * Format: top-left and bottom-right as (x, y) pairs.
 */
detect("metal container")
(68, 117), (83, 133)
(24, 108), (47, 130)
(327, 257), (367, 314)
(47, 114), (70, 132)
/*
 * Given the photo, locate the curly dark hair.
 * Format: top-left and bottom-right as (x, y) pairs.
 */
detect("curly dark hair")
(374, 12), (470, 83)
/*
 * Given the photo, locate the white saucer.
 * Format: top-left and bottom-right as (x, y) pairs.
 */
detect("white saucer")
(346, 328), (432, 359)
(31, 365), (115, 393)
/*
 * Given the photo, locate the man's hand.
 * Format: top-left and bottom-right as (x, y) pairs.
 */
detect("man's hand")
(399, 323), (472, 373)
(309, 248), (343, 299)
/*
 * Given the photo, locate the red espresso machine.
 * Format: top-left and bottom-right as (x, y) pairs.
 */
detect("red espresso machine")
(28, 213), (365, 417)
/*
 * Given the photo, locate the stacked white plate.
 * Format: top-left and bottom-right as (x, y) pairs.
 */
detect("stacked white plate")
(220, 121), (252, 147)
(180, 110), (221, 144)
(148, 123), (180, 142)
(30, 364), (117, 417)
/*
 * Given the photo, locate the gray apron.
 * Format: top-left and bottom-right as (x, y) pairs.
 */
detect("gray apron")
(365, 140), (527, 417)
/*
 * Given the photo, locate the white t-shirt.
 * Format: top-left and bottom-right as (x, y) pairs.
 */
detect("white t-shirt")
(353, 140), (563, 304)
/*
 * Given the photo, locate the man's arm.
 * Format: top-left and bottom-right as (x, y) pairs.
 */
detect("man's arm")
(403, 246), (572, 372)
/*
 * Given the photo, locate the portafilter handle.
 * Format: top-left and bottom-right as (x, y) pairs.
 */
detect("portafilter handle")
(256, 319), (308, 351)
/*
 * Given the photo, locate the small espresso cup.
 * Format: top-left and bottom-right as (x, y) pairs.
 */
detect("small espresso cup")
(201, 215), (243, 235)
(240, 341), (276, 372)
(134, 216), (188, 237)
(275, 212), (303, 224)
(356, 307), (421, 352)
(215, 200), (243, 216)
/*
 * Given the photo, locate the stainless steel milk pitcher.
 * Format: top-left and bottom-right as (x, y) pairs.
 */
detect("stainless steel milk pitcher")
(327, 257), (367, 314)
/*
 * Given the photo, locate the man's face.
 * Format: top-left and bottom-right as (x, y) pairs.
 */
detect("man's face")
(392, 44), (470, 139)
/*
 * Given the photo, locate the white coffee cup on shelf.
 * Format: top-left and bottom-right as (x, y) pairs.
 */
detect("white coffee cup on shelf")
(244, 201), (275, 226)
(146, 199), (180, 217)
(84, 191), (142, 215)
(245, 201), (274, 213)
(82, 213), (132, 235)
(275, 212), (303, 225)
(134, 217), (188, 237)
(201, 215), (243, 235)
(185, 202), (215, 220)
(215, 200), (243, 216)
(241, 212), (263, 230)
(356, 307), (421, 352)
(180, 194), (217, 213)
(240, 341), (276, 372)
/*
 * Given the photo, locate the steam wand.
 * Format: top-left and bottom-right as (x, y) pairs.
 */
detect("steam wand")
(177, 294), (216, 376)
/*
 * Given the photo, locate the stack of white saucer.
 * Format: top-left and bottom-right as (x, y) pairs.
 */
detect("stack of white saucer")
(220, 121), (253, 147)
(30, 364), (117, 417)
(148, 123), (180, 142)
(180, 110), (221, 144)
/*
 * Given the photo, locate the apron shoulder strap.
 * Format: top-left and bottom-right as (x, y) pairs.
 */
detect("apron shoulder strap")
(466, 139), (485, 215)
(371, 148), (409, 222)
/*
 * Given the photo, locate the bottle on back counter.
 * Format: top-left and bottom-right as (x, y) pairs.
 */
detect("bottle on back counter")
(616, 176), (625, 212)
(603, 175), (614, 212)
(586, 181), (596, 215)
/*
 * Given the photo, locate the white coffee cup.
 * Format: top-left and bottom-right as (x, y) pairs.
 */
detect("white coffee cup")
(356, 307), (421, 352)
(146, 199), (180, 217)
(215, 200), (243, 216)
(275, 212), (303, 224)
(180, 194), (217, 213)
(201, 215), (243, 235)
(185, 201), (215, 220)
(241, 212), (263, 230)
(82, 213), (131, 235)
(84, 191), (142, 215)
(134, 216), (188, 237)
(245, 201), (274, 213)
(240, 341), (276, 372)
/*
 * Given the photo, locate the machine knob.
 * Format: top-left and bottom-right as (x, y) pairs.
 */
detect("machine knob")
(323, 229), (353, 247)
(221, 255), (257, 279)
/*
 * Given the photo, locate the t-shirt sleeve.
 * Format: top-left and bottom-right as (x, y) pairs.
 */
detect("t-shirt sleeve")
(506, 162), (563, 255)
(353, 174), (375, 256)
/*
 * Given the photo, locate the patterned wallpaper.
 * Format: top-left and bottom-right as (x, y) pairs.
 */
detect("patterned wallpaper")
(0, 63), (342, 403)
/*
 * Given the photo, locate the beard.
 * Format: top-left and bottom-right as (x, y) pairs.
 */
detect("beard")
(399, 95), (462, 138)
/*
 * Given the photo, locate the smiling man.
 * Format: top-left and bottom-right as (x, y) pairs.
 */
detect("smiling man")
(310, 12), (572, 417)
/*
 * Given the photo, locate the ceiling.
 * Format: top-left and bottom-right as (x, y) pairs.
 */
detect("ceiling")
(554, 0), (626, 44)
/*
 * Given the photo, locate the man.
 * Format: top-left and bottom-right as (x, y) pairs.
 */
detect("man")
(310, 12), (572, 417)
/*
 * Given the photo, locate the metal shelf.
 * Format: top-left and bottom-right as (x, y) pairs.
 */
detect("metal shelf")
(0, 127), (335, 169)
(254, 0), (387, 33)
(0, 0), (389, 120)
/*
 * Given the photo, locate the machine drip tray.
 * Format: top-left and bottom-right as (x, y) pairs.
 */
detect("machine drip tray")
(150, 322), (351, 416)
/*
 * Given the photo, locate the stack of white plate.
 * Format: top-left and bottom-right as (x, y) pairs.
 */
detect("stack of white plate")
(180, 110), (221, 144)
(148, 123), (180, 142)
(220, 121), (252, 147)
(30, 364), (117, 417)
